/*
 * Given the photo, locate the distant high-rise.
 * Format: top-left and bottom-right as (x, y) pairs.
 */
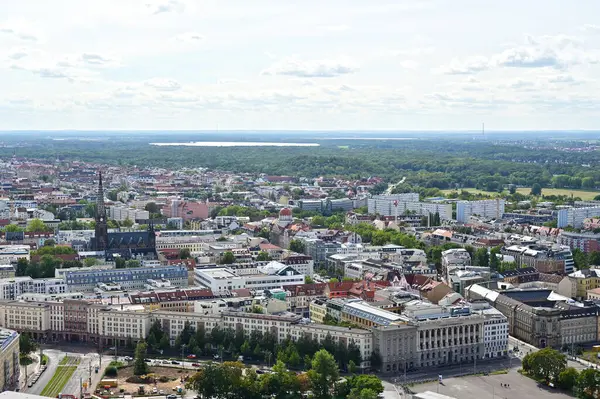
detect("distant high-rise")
(94, 170), (108, 251)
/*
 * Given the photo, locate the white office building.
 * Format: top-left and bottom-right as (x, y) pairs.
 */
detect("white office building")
(470, 302), (509, 359)
(456, 200), (505, 223)
(194, 262), (305, 294)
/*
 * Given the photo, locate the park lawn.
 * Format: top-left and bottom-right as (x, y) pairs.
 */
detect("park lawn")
(516, 187), (599, 200)
(41, 357), (80, 397)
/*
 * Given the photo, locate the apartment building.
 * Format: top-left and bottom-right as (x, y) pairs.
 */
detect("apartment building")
(0, 277), (68, 300)
(558, 269), (600, 300)
(107, 205), (150, 222)
(456, 200), (505, 223)
(558, 231), (600, 253)
(0, 266), (14, 280)
(501, 245), (574, 275)
(0, 327), (19, 392)
(442, 248), (471, 280)
(368, 195), (452, 220)
(64, 264), (188, 292)
(558, 206), (600, 228)
(0, 245), (30, 263)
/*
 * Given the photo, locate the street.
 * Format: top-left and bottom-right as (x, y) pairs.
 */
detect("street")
(23, 348), (107, 398)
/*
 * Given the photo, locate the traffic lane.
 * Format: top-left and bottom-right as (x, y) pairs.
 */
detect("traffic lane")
(26, 349), (62, 395)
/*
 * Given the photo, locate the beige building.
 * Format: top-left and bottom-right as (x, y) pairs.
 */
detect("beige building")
(587, 287), (600, 300)
(0, 327), (20, 392)
(0, 301), (50, 339)
(404, 301), (485, 368)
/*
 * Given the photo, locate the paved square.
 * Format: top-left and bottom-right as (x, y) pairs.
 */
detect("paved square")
(411, 370), (574, 399)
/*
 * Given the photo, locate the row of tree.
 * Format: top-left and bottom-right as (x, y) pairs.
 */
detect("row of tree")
(522, 348), (599, 398)
(147, 320), (378, 373)
(187, 350), (384, 399)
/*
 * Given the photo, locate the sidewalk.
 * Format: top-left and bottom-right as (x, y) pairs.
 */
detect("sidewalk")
(19, 353), (41, 390)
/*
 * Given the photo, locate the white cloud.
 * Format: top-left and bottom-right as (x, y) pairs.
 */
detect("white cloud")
(144, 78), (182, 91)
(172, 32), (204, 43)
(262, 57), (358, 78)
(440, 34), (591, 74)
(146, 0), (186, 15)
(323, 25), (350, 32)
(399, 60), (419, 69)
(0, 26), (37, 41)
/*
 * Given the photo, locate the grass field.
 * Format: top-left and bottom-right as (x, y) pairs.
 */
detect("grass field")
(442, 187), (600, 200)
(516, 187), (599, 200)
(41, 357), (80, 398)
(440, 188), (505, 197)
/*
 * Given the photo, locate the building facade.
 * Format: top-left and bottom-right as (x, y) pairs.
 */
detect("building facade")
(456, 200), (505, 223)
(0, 327), (19, 392)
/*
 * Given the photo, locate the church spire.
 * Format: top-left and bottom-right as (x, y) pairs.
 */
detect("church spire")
(94, 170), (108, 251)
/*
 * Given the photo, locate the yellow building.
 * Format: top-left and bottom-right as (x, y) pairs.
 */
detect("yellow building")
(570, 269), (600, 299)
(309, 299), (327, 324)
(0, 327), (20, 392)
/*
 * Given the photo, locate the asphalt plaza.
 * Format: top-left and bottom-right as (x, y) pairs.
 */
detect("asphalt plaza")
(411, 369), (574, 399)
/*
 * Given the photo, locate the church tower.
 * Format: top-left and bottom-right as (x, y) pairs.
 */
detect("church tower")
(94, 170), (108, 251)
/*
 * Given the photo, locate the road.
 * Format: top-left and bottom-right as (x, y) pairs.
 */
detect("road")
(23, 349), (106, 397)
(509, 335), (595, 371)
(26, 349), (62, 395)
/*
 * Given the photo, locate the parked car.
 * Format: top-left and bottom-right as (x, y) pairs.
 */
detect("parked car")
(171, 360), (180, 365)
(213, 354), (220, 360)
(187, 354), (197, 359)
(192, 363), (201, 367)
(167, 395), (178, 399)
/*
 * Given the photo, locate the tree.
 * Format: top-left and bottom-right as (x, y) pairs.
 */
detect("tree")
(26, 219), (48, 232)
(126, 260), (141, 268)
(19, 333), (38, 356)
(84, 257), (98, 267)
(159, 335), (170, 351)
(122, 218), (134, 228)
(4, 224), (24, 233)
(348, 360), (357, 374)
(531, 183), (542, 196)
(304, 275), (315, 284)
(588, 251), (600, 266)
(179, 248), (191, 259)
(369, 350), (382, 371)
(115, 257), (126, 269)
(289, 239), (305, 254)
(557, 367), (579, 391)
(221, 251), (236, 264)
(43, 239), (56, 246)
(39, 255), (61, 278)
(489, 246), (501, 270)
(522, 348), (566, 383)
(349, 375), (384, 395)
(472, 247), (489, 267)
(349, 388), (378, 399)
(15, 258), (29, 276)
(133, 341), (149, 375)
(576, 368), (600, 398)
(145, 202), (159, 214)
(308, 349), (339, 399)
(256, 251), (271, 261)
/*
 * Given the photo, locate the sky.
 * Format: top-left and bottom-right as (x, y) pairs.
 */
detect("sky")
(1, 0), (600, 131)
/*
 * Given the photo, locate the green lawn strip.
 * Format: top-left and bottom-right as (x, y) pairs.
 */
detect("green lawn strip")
(40, 365), (78, 397)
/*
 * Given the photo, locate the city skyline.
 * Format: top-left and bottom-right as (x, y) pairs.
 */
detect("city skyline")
(1, 0), (600, 130)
